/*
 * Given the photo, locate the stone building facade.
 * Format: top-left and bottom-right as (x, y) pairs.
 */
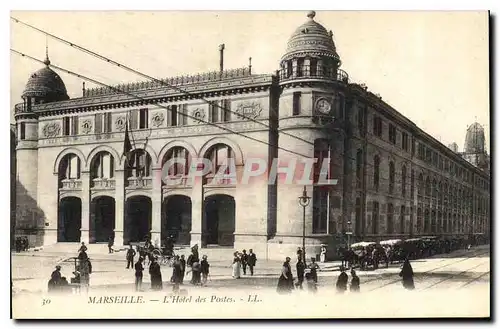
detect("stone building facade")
(14, 11), (490, 259)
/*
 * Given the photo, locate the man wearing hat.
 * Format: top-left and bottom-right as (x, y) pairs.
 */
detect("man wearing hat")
(135, 257), (144, 291)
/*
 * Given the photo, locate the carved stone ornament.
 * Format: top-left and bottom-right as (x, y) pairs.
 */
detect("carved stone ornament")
(151, 112), (165, 127)
(115, 116), (126, 131)
(81, 119), (93, 134)
(235, 101), (263, 119)
(192, 108), (206, 123)
(43, 122), (61, 138)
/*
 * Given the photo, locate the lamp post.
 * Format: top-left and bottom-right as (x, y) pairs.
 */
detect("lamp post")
(346, 220), (353, 248)
(298, 186), (311, 265)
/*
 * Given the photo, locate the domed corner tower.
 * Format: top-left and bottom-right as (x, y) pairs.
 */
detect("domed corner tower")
(14, 50), (70, 238)
(270, 11), (350, 260)
(463, 122), (488, 168)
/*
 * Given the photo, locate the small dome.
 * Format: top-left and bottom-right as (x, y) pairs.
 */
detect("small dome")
(281, 11), (340, 64)
(22, 61), (69, 102)
(464, 122), (485, 153)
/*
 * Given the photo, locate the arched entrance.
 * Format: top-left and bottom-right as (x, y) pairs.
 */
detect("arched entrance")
(203, 194), (235, 246)
(162, 195), (192, 246)
(124, 196), (152, 244)
(58, 197), (82, 242)
(90, 196), (116, 243)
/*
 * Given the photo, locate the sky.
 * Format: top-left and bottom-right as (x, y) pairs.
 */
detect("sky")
(9, 11), (490, 152)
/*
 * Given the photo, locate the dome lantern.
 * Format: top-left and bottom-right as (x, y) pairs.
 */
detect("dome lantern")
(21, 47), (69, 106)
(279, 11), (346, 83)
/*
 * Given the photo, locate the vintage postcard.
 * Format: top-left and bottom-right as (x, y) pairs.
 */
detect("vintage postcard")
(10, 10), (490, 319)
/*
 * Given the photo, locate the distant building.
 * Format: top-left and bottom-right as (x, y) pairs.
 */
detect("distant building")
(448, 142), (459, 153)
(13, 11), (490, 258)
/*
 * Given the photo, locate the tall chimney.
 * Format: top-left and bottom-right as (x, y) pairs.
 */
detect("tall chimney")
(219, 44), (225, 74)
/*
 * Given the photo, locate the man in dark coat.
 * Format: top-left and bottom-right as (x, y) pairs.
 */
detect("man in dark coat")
(149, 258), (163, 290)
(48, 265), (62, 292)
(240, 250), (249, 275)
(247, 249), (257, 276)
(78, 242), (87, 253)
(399, 258), (415, 290)
(187, 249), (199, 284)
(171, 256), (182, 293)
(295, 257), (305, 289)
(108, 236), (114, 254)
(349, 269), (360, 292)
(126, 245), (136, 269)
(277, 257), (294, 294)
(135, 257), (144, 291)
(200, 255), (210, 285)
(179, 255), (186, 284)
(336, 268), (349, 294)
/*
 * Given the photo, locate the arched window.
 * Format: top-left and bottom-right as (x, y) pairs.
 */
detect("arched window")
(162, 147), (191, 177)
(425, 176), (431, 197)
(438, 182), (443, 205)
(387, 203), (394, 234)
(356, 149), (363, 188)
(432, 179), (437, 200)
(400, 205), (405, 234)
(314, 139), (330, 183)
(389, 162), (395, 194)
(417, 208), (423, 233)
(418, 173), (424, 196)
(90, 152), (114, 180)
(59, 154), (81, 180)
(372, 201), (379, 234)
(126, 149), (152, 178)
(424, 208), (430, 233)
(373, 155), (380, 191)
(401, 165), (407, 197)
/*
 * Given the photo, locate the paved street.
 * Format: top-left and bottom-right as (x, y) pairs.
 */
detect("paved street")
(12, 244), (490, 318)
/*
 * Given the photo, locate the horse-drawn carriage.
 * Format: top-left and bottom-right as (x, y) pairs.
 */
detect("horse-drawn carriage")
(379, 239), (406, 263)
(130, 236), (176, 267)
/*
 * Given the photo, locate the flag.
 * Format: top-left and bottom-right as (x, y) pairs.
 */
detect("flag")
(122, 120), (132, 165)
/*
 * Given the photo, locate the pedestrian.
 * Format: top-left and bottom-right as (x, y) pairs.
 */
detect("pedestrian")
(79, 256), (91, 293)
(126, 245), (136, 269)
(320, 245), (327, 263)
(135, 257), (144, 291)
(78, 242), (87, 253)
(296, 247), (303, 261)
(241, 249), (248, 275)
(305, 272), (317, 293)
(295, 257), (305, 289)
(200, 255), (210, 285)
(232, 251), (241, 279)
(349, 269), (360, 293)
(149, 257), (163, 291)
(108, 236), (114, 254)
(179, 255), (186, 284)
(171, 256), (182, 292)
(399, 258), (415, 290)
(276, 257), (294, 294)
(187, 249), (199, 284)
(247, 249), (257, 276)
(48, 265), (62, 292)
(308, 257), (320, 283)
(336, 268), (349, 294)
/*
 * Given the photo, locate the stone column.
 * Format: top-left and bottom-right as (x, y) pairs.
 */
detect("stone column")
(151, 168), (162, 247)
(190, 180), (203, 247)
(114, 170), (125, 246)
(80, 171), (90, 244)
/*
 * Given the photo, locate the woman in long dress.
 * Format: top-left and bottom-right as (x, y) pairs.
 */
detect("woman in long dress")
(399, 258), (415, 290)
(277, 257), (294, 294)
(320, 245), (327, 263)
(232, 252), (241, 279)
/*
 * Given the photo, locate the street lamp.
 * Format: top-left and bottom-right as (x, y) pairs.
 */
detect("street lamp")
(346, 220), (353, 248)
(298, 186), (311, 265)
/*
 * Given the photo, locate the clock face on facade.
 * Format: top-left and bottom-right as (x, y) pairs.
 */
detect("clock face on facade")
(316, 98), (331, 114)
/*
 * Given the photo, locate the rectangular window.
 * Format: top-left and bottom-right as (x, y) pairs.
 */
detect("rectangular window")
(402, 132), (408, 151)
(20, 123), (26, 140)
(95, 113), (102, 134)
(129, 110), (138, 130)
(179, 104), (188, 126)
(312, 187), (328, 234)
(222, 99), (231, 122)
(358, 106), (365, 132)
(104, 113), (112, 132)
(168, 105), (178, 127)
(210, 101), (219, 123)
(292, 92), (301, 116)
(139, 108), (148, 129)
(412, 138), (416, 155)
(372, 202), (379, 234)
(63, 117), (70, 136)
(95, 113), (112, 134)
(373, 116), (383, 137)
(71, 116), (79, 135)
(389, 124), (397, 144)
(411, 170), (415, 199)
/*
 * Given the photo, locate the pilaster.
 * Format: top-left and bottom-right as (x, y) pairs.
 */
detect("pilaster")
(151, 168), (162, 246)
(114, 170), (125, 246)
(80, 171), (90, 244)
